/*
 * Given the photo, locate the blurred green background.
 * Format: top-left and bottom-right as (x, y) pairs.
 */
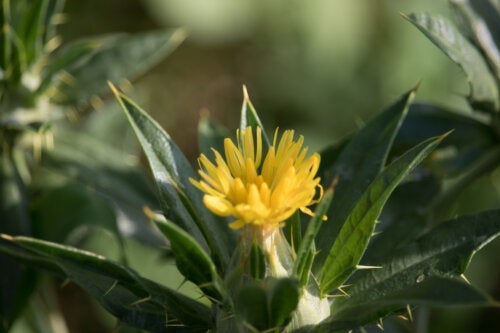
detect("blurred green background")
(11, 0), (496, 332)
(60, 0), (469, 160)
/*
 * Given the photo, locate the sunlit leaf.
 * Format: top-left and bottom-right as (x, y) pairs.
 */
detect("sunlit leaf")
(319, 134), (446, 295)
(405, 13), (498, 112)
(314, 87), (415, 273)
(0, 235), (212, 333)
(328, 209), (500, 329)
(113, 88), (236, 272)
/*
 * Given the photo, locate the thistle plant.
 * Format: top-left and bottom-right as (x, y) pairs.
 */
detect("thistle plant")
(1, 0), (499, 332)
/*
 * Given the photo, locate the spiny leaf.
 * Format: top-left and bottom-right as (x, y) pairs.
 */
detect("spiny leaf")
(405, 13), (498, 112)
(0, 234), (212, 332)
(112, 86), (236, 272)
(314, 87), (416, 273)
(293, 185), (335, 286)
(152, 217), (228, 304)
(319, 134), (446, 295)
(326, 209), (500, 329)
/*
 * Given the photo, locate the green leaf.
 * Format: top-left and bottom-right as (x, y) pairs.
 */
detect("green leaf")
(17, 0), (46, 64)
(0, 150), (36, 331)
(312, 277), (491, 333)
(395, 103), (497, 177)
(451, 0), (500, 78)
(197, 113), (230, 157)
(39, 129), (165, 247)
(329, 209), (500, 329)
(268, 278), (300, 329)
(0, 234), (212, 333)
(293, 186), (334, 286)
(153, 218), (227, 303)
(51, 29), (185, 105)
(240, 86), (271, 147)
(405, 13), (499, 112)
(319, 134), (446, 295)
(249, 241), (266, 280)
(235, 283), (269, 331)
(41, 0), (64, 46)
(113, 88), (236, 272)
(314, 87), (415, 273)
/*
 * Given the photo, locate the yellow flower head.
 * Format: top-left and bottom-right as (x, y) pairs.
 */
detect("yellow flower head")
(190, 126), (322, 229)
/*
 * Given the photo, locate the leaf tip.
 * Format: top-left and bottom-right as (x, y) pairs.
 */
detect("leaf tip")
(0, 234), (14, 241)
(108, 81), (121, 98)
(242, 84), (250, 103)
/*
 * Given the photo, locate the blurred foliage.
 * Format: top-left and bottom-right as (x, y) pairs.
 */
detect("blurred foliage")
(0, 0), (499, 332)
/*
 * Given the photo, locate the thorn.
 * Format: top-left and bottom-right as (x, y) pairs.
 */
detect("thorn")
(397, 315), (409, 321)
(104, 280), (118, 296)
(460, 274), (471, 285)
(0, 234), (13, 241)
(143, 206), (167, 222)
(60, 279), (71, 288)
(376, 318), (384, 330)
(375, 219), (382, 224)
(371, 231), (382, 237)
(129, 295), (152, 306)
(242, 85), (250, 102)
(337, 285), (351, 297)
(356, 265), (383, 270)
(406, 304), (414, 322)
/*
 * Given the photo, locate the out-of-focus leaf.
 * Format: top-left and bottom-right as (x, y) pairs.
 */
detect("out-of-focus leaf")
(293, 187), (334, 286)
(328, 209), (500, 329)
(314, 88), (415, 273)
(113, 87), (236, 272)
(395, 103), (497, 176)
(17, 0), (45, 64)
(405, 13), (498, 112)
(319, 134), (445, 295)
(51, 29), (185, 105)
(452, 0), (500, 77)
(41, 0), (64, 46)
(312, 277), (491, 333)
(0, 235), (212, 333)
(39, 130), (165, 247)
(240, 86), (271, 147)
(153, 218), (227, 303)
(197, 113), (230, 157)
(0, 151), (36, 332)
(235, 283), (269, 331)
(268, 278), (300, 329)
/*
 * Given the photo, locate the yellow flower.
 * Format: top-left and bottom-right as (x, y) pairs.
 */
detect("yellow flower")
(190, 126), (323, 229)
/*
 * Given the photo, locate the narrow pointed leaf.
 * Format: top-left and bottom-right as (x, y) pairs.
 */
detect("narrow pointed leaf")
(312, 277), (491, 333)
(249, 241), (266, 280)
(451, 0), (500, 78)
(153, 218), (227, 303)
(0, 234), (212, 332)
(113, 88), (235, 272)
(240, 86), (271, 147)
(52, 29), (185, 105)
(326, 209), (500, 329)
(319, 134), (446, 295)
(405, 13), (498, 112)
(314, 88), (415, 272)
(293, 186), (334, 286)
